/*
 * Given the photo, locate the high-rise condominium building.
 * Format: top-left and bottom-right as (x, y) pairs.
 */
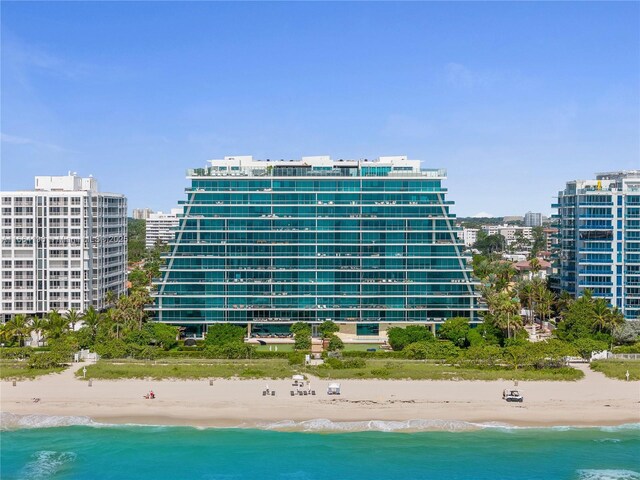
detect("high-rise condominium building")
(0, 174), (127, 320)
(132, 208), (153, 220)
(553, 170), (640, 319)
(150, 155), (481, 338)
(524, 211), (543, 227)
(145, 209), (182, 249)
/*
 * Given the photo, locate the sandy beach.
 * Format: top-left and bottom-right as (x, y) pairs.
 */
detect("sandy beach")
(2, 363), (639, 430)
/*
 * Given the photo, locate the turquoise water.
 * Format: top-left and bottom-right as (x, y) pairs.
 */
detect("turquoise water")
(2, 419), (639, 480)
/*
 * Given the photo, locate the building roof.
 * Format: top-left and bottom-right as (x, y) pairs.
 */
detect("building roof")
(514, 258), (551, 271)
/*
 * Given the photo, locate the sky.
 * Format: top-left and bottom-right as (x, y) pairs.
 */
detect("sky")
(1, 2), (639, 217)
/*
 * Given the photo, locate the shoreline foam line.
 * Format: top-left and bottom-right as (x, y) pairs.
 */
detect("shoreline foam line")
(2, 412), (639, 433)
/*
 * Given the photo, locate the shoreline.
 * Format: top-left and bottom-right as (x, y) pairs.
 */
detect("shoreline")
(3, 411), (639, 432)
(2, 363), (639, 431)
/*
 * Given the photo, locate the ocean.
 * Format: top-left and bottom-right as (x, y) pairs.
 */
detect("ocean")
(1, 415), (639, 480)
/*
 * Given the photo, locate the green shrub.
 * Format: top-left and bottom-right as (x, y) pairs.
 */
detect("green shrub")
(437, 317), (471, 347)
(572, 338), (608, 360)
(613, 343), (640, 354)
(203, 343), (255, 359)
(94, 339), (129, 359)
(288, 352), (306, 366)
(324, 358), (366, 369)
(0, 347), (32, 360)
(28, 353), (60, 369)
(205, 324), (246, 346)
(387, 326), (434, 351)
(327, 334), (344, 352)
(318, 321), (339, 338)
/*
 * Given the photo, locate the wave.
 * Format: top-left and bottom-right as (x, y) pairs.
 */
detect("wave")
(0, 412), (100, 431)
(577, 470), (640, 480)
(258, 418), (522, 432)
(19, 451), (77, 480)
(3, 412), (639, 434)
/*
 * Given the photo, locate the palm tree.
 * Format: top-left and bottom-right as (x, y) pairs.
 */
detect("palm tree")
(82, 306), (102, 337)
(491, 292), (521, 339)
(44, 310), (69, 340)
(105, 289), (117, 308)
(64, 308), (83, 332)
(555, 290), (573, 320)
(6, 314), (33, 347)
(110, 311), (127, 339)
(606, 308), (625, 334)
(591, 298), (611, 333)
(515, 280), (534, 325)
(529, 257), (541, 275)
(535, 288), (554, 325)
(592, 301), (624, 334)
(30, 316), (48, 347)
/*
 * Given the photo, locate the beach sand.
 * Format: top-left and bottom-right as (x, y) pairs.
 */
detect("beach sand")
(2, 363), (639, 430)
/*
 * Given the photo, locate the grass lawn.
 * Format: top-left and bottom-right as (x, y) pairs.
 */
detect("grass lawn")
(307, 359), (584, 381)
(79, 358), (295, 380)
(79, 358), (583, 381)
(343, 343), (382, 352)
(0, 360), (64, 380)
(590, 360), (640, 381)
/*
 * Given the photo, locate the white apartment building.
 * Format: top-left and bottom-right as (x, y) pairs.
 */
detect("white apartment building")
(145, 208), (182, 248)
(132, 208), (153, 220)
(1, 174), (127, 320)
(482, 224), (533, 244)
(458, 227), (479, 247)
(524, 211), (543, 227)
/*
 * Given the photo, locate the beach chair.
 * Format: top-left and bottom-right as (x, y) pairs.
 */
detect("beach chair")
(312, 391), (316, 395)
(263, 391), (267, 396)
(303, 390), (308, 396)
(271, 391), (275, 396)
(291, 391), (294, 396)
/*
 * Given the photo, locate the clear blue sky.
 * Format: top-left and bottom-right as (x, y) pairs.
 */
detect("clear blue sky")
(1, 2), (638, 217)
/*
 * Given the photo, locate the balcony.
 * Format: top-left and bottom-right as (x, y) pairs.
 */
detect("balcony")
(578, 281), (613, 287)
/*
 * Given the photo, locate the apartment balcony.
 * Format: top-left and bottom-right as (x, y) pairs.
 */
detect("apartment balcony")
(578, 281), (613, 287)
(578, 258), (612, 264)
(578, 269), (613, 275)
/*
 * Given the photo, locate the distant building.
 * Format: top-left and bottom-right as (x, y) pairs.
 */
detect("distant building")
(482, 225), (533, 245)
(514, 258), (552, 280)
(458, 227), (479, 247)
(524, 211), (543, 227)
(145, 208), (182, 248)
(553, 170), (640, 319)
(132, 208), (153, 220)
(1, 174), (127, 320)
(503, 215), (523, 223)
(543, 227), (558, 252)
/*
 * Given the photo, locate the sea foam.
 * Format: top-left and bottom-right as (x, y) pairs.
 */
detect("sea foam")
(577, 470), (640, 480)
(256, 418), (512, 432)
(0, 412), (99, 431)
(19, 451), (77, 480)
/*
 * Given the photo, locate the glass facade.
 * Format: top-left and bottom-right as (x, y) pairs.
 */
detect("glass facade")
(150, 156), (481, 331)
(553, 170), (640, 319)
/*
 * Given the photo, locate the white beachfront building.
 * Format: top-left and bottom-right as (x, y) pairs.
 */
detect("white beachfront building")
(1, 173), (127, 321)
